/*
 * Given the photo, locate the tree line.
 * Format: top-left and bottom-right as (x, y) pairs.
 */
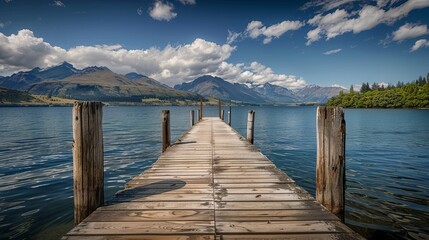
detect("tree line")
(327, 73), (429, 108)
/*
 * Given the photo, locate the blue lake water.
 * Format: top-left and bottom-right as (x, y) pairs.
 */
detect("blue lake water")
(0, 106), (428, 239)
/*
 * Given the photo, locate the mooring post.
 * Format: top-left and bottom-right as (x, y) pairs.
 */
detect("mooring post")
(316, 106), (346, 222)
(197, 110), (201, 122)
(221, 110), (225, 121)
(199, 97), (203, 121)
(228, 106), (232, 126)
(162, 110), (170, 152)
(72, 101), (104, 226)
(190, 110), (194, 127)
(218, 99), (222, 118)
(247, 110), (255, 144)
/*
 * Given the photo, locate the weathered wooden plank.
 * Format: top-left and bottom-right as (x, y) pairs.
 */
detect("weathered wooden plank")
(220, 233), (364, 240)
(63, 235), (215, 240)
(215, 210), (338, 221)
(84, 210), (213, 222)
(216, 220), (353, 234)
(100, 201), (213, 210)
(215, 201), (322, 210)
(112, 193), (213, 202)
(216, 193), (313, 202)
(68, 221), (214, 235)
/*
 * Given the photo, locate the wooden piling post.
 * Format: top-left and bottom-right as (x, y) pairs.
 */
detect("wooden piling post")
(228, 106), (231, 126)
(190, 110), (194, 127)
(221, 110), (225, 121)
(72, 101), (104, 226)
(247, 110), (255, 144)
(197, 110), (201, 122)
(199, 97), (203, 120)
(162, 110), (170, 152)
(316, 106), (346, 221)
(218, 99), (222, 118)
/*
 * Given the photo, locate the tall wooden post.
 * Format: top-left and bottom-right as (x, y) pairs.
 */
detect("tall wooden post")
(218, 99), (222, 118)
(316, 106), (346, 221)
(72, 102), (104, 226)
(162, 110), (170, 152)
(228, 106), (231, 126)
(197, 110), (201, 122)
(247, 110), (255, 144)
(221, 110), (225, 121)
(199, 97), (203, 120)
(190, 110), (195, 127)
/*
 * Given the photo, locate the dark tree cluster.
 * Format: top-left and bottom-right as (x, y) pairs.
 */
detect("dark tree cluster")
(327, 73), (429, 108)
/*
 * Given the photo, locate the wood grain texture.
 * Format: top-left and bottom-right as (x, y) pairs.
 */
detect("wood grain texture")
(316, 106), (346, 219)
(64, 117), (362, 239)
(72, 102), (104, 225)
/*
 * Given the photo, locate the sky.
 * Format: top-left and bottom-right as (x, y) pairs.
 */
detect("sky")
(0, 0), (429, 89)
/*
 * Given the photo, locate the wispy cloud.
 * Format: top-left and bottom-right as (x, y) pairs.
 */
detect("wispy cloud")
(301, 0), (359, 12)
(137, 8), (143, 16)
(4, 0), (13, 3)
(51, 0), (65, 7)
(226, 30), (242, 45)
(179, 0), (196, 5)
(149, 1), (177, 21)
(323, 48), (342, 55)
(0, 22), (4, 28)
(410, 39), (429, 52)
(392, 23), (429, 41)
(306, 1), (429, 45)
(0, 29), (307, 89)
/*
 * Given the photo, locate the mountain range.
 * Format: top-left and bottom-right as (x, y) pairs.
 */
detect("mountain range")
(0, 63), (344, 104)
(174, 75), (344, 103)
(0, 62), (198, 102)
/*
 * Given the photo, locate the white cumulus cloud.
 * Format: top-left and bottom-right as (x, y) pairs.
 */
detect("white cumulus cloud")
(392, 23), (429, 41)
(149, 1), (177, 21)
(0, 29), (307, 89)
(306, 0), (429, 45)
(323, 48), (342, 55)
(245, 20), (304, 44)
(410, 39), (429, 52)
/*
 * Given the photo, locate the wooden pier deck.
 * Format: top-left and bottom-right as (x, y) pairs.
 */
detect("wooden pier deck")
(63, 117), (363, 239)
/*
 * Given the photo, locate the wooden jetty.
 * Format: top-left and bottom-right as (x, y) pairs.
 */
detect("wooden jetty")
(64, 103), (362, 239)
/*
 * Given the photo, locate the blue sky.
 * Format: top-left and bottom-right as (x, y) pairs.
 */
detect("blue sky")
(0, 0), (428, 89)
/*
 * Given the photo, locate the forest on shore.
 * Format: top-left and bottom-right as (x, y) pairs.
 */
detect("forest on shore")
(327, 73), (429, 108)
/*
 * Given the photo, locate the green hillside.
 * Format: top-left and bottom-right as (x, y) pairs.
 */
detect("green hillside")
(327, 74), (429, 108)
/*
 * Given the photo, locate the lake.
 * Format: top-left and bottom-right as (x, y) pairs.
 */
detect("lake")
(0, 106), (428, 239)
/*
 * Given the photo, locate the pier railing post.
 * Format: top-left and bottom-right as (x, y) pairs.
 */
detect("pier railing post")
(316, 106), (346, 221)
(162, 110), (170, 152)
(247, 110), (255, 144)
(228, 106), (231, 126)
(72, 101), (104, 226)
(190, 110), (194, 127)
(199, 97), (203, 121)
(221, 110), (225, 121)
(218, 99), (222, 118)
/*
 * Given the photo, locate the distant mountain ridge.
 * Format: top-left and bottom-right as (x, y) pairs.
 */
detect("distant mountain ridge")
(0, 62), (198, 102)
(174, 75), (344, 103)
(174, 75), (267, 103)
